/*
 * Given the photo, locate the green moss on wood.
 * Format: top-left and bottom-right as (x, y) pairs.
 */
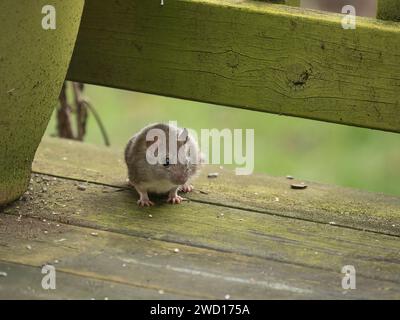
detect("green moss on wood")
(0, 0), (84, 205)
(3, 173), (400, 290)
(33, 138), (400, 236)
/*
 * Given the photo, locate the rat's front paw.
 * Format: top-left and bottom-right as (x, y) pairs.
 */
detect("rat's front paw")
(167, 195), (184, 204)
(180, 184), (193, 193)
(137, 199), (154, 207)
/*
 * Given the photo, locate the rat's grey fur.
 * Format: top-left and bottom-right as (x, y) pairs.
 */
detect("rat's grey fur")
(125, 123), (201, 206)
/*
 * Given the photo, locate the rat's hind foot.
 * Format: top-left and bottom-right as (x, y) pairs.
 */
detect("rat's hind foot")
(180, 184), (193, 193)
(137, 199), (154, 207)
(167, 195), (184, 204)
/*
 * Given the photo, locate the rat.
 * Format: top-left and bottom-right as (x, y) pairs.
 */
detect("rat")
(124, 123), (201, 206)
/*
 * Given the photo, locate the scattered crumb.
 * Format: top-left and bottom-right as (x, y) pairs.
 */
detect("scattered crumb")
(286, 175), (294, 180)
(224, 294), (230, 300)
(26, 245), (32, 250)
(329, 221), (336, 225)
(174, 248), (180, 253)
(207, 173), (219, 178)
(274, 197), (279, 202)
(90, 232), (99, 237)
(148, 214), (153, 218)
(77, 184), (87, 191)
(158, 290), (164, 295)
(0, 272), (7, 277)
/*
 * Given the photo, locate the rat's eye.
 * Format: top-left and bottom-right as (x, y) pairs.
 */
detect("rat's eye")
(163, 157), (170, 167)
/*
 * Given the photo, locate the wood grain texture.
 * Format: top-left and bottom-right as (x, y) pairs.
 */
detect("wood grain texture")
(0, 215), (343, 299)
(67, 0), (400, 132)
(2, 176), (400, 299)
(0, 261), (185, 300)
(33, 138), (400, 236)
(2, 138), (400, 298)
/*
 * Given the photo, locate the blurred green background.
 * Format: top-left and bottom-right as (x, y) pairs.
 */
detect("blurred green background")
(45, 84), (400, 196)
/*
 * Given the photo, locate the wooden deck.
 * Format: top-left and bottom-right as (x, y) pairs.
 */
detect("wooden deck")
(1, 137), (400, 299)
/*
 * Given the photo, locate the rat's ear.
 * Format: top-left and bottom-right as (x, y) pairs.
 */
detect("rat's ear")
(178, 128), (189, 144)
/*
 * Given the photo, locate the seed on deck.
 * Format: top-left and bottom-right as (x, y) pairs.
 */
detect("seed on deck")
(90, 232), (99, 237)
(0, 272), (7, 277)
(291, 183), (307, 190)
(207, 173), (219, 178)
(174, 248), (180, 253)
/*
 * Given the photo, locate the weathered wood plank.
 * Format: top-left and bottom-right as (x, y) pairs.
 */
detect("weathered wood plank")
(67, 0), (400, 132)
(0, 214), (354, 299)
(3, 171), (400, 288)
(33, 138), (400, 236)
(0, 177), (400, 299)
(0, 261), (184, 300)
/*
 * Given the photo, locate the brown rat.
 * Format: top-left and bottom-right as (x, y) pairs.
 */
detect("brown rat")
(125, 123), (201, 206)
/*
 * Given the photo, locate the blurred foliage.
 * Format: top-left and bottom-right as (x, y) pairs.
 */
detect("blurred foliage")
(46, 85), (400, 196)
